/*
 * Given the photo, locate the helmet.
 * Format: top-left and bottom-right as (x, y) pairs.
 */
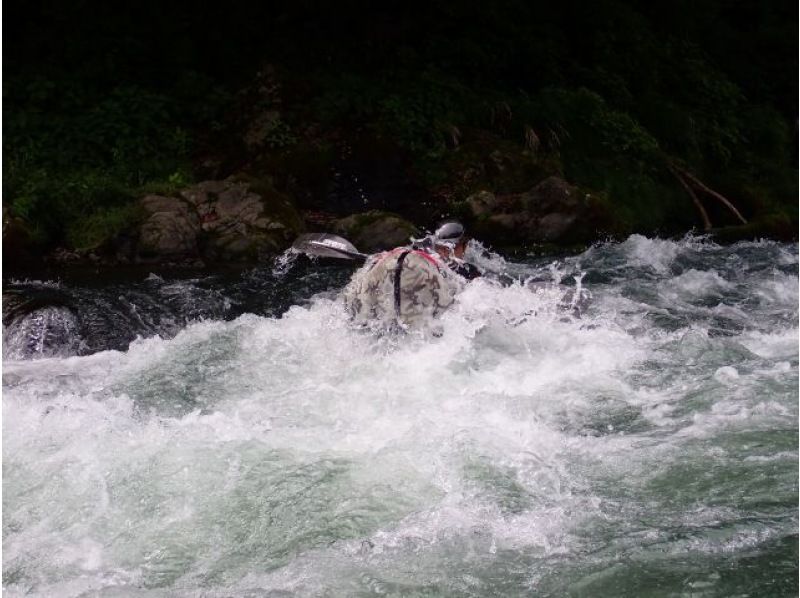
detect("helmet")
(434, 221), (466, 247)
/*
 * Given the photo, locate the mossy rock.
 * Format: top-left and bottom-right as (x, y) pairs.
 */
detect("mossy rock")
(133, 176), (305, 264)
(458, 178), (625, 249)
(228, 173), (305, 235)
(191, 175), (305, 261)
(332, 210), (418, 252)
(204, 231), (276, 262)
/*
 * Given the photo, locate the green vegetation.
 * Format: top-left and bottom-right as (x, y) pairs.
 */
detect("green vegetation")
(3, 68), (230, 249)
(3, 1), (796, 253)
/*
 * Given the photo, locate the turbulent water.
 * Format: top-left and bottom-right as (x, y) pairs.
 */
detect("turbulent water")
(3, 235), (798, 597)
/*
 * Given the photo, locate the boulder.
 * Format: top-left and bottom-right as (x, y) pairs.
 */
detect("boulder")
(535, 212), (579, 241)
(136, 178), (304, 263)
(466, 176), (609, 246)
(138, 196), (201, 258)
(520, 176), (583, 214)
(196, 177), (304, 261)
(465, 190), (498, 218)
(332, 210), (418, 253)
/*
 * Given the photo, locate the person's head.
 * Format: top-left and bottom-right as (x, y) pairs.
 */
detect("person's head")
(433, 221), (468, 259)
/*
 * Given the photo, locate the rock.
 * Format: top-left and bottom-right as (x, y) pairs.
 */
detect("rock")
(138, 195), (201, 259)
(49, 247), (82, 264)
(332, 210), (418, 253)
(136, 178), (304, 263)
(198, 176), (304, 261)
(465, 176), (612, 246)
(520, 176), (582, 213)
(488, 212), (530, 230)
(466, 190), (498, 218)
(179, 180), (231, 207)
(534, 212), (579, 241)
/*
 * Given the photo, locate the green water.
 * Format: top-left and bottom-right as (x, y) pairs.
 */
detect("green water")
(3, 236), (797, 596)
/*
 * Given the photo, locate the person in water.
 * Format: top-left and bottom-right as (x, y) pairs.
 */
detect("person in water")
(342, 221), (481, 330)
(421, 221), (481, 281)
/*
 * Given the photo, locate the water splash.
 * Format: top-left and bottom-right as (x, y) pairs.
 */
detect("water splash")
(271, 247), (302, 278)
(2, 306), (81, 359)
(2, 236), (797, 596)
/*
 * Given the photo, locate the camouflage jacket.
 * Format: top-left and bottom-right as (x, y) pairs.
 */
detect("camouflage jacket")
(342, 248), (463, 330)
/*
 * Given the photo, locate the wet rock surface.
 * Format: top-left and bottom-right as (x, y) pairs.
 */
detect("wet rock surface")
(138, 195), (201, 258)
(332, 210), (419, 253)
(135, 178), (304, 263)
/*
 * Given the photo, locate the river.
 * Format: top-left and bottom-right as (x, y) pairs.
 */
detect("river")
(3, 235), (797, 596)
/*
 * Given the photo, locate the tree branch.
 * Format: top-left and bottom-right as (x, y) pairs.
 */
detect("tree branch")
(670, 163), (748, 225)
(669, 165), (712, 231)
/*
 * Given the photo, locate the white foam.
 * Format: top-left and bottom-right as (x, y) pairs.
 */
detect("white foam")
(3, 237), (797, 595)
(664, 269), (732, 299)
(622, 234), (682, 272)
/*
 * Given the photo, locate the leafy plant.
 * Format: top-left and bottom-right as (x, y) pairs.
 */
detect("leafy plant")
(66, 203), (144, 250)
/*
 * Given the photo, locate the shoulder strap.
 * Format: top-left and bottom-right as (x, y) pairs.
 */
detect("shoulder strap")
(410, 250), (443, 271)
(393, 250), (412, 317)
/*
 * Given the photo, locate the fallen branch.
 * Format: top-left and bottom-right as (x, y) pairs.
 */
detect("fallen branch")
(670, 162), (748, 225)
(669, 165), (712, 231)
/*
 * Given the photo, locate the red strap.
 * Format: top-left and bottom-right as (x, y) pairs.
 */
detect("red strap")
(410, 250), (442, 270)
(373, 248), (443, 273)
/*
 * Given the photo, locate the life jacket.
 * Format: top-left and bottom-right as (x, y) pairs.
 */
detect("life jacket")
(447, 258), (481, 280)
(342, 248), (461, 329)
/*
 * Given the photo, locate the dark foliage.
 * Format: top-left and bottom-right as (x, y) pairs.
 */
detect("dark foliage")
(3, 0), (797, 249)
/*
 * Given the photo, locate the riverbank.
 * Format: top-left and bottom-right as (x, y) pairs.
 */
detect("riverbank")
(4, 3), (797, 273)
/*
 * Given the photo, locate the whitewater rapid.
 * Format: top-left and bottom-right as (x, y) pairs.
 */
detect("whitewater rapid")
(3, 236), (798, 596)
